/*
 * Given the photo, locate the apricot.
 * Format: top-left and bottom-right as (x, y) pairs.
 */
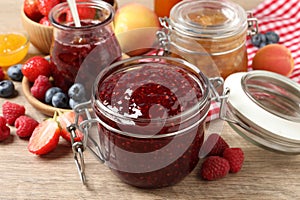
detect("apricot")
(114, 3), (160, 56)
(252, 44), (294, 76)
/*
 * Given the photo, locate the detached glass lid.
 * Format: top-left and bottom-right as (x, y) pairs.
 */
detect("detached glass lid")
(221, 70), (300, 154)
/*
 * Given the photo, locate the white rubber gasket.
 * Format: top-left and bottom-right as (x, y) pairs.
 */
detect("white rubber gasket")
(224, 72), (300, 142)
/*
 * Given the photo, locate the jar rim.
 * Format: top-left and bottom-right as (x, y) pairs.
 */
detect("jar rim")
(49, 1), (114, 30)
(169, 0), (248, 39)
(92, 55), (211, 126)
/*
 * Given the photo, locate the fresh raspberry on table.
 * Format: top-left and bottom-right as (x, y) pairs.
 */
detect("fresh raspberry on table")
(15, 116), (39, 138)
(0, 116), (10, 141)
(200, 133), (230, 157)
(2, 101), (26, 126)
(200, 156), (230, 181)
(223, 148), (245, 173)
(22, 56), (51, 82)
(30, 75), (52, 101)
(0, 68), (5, 81)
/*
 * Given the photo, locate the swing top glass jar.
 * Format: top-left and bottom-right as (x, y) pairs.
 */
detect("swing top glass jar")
(158, 0), (257, 78)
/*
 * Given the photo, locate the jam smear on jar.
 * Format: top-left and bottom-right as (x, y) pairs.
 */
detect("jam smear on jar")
(94, 63), (209, 188)
(50, 20), (121, 92)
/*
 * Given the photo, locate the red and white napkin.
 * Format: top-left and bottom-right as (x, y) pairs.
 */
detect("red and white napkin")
(206, 0), (300, 121)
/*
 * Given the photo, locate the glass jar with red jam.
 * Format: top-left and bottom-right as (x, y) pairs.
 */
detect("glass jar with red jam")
(49, 1), (121, 92)
(71, 56), (220, 188)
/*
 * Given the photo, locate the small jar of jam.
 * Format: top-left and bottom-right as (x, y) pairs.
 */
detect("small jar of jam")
(49, 1), (122, 92)
(69, 56), (223, 188)
(157, 0), (258, 79)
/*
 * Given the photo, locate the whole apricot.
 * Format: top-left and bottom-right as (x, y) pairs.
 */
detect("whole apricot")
(252, 44), (294, 76)
(114, 3), (160, 56)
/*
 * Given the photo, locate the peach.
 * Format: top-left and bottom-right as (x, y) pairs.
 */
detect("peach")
(114, 3), (160, 56)
(252, 44), (294, 76)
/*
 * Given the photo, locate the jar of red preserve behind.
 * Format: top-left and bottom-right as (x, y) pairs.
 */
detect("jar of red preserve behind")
(157, 0), (258, 79)
(49, 1), (121, 92)
(69, 56), (223, 188)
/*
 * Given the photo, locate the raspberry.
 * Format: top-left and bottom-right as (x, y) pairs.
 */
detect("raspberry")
(200, 133), (229, 157)
(22, 56), (51, 82)
(200, 156), (230, 181)
(0, 116), (10, 141)
(2, 101), (26, 125)
(0, 67), (5, 81)
(31, 75), (52, 101)
(223, 148), (244, 173)
(15, 116), (39, 138)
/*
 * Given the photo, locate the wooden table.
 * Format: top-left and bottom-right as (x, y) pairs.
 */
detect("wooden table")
(1, 0), (299, 199)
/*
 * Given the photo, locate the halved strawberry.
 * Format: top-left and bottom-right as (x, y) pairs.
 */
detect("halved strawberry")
(28, 113), (61, 155)
(57, 111), (83, 143)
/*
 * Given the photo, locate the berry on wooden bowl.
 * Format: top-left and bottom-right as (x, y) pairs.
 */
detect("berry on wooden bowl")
(22, 76), (71, 116)
(21, 0), (53, 54)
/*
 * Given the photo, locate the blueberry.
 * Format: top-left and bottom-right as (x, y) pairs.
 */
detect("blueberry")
(265, 31), (280, 44)
(52, 92), (69, 108)
(45, 87), (63, 104)
(0, 80), (15, 98)
(68, 83), (86, 101)
(69, 97), (87, 109)
(251, 33), (266, 48)
(7, 64), (23, 81)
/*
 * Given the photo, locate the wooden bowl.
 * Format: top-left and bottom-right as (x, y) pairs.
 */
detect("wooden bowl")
(21, 0), (118, 54)
(22, 77), (71, 116)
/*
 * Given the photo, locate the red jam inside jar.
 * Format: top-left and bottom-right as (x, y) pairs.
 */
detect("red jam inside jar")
(49, 1), (121, 92)
(92, 57), (211, 188)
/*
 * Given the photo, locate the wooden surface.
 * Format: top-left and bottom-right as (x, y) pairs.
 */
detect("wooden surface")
(1, 0), (300, 199)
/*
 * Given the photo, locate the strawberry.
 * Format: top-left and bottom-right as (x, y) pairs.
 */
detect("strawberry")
(57, 111), (83, 142)
(39, 16), (51, 26)
(37, 0), (60, 16)
(28, 112), (61, 155)
(22, 56), (51, 82)
(0, 67), (5, 81)
(23, 0), (43, 22)
(66, 5), (96, 22)
(2, 101), (26, 126)
(15, 116), (39, 138)
(0, 116), (10, 141)
(200, 156), (230, 181)
(30, 75), (52, 101)
(200, 133), (229, 157)
(223, 148), (245, 173)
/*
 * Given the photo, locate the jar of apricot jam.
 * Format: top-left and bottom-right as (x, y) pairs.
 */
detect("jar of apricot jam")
(157, 0), (258, 79)
(70, 56), (222, 188)
(49, 1), (121, 92)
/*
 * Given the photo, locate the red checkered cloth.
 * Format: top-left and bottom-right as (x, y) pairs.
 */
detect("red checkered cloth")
(207, 0), (300, 121)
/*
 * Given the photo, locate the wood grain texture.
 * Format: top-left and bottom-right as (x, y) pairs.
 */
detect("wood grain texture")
(1, 0), (299, 199)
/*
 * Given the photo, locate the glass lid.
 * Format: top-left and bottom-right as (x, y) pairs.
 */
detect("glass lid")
(222, 70), (300, 154)
(169, 0), (248, 38)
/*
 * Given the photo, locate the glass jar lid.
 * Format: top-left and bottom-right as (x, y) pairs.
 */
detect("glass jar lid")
(221, 70), (300, 154)
(169, 0), (248, 39)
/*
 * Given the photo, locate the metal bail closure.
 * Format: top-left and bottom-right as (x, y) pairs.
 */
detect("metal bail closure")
(247, 11), (258, 36)
(220, 71), (300, 154)
(67, 100), (105, 184)
(156, 17), (172, 56)
(67, 124), (86, 184)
